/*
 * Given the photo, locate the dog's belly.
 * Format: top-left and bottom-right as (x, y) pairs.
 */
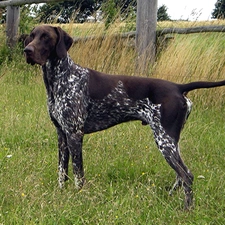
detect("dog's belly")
(84, 100), (138, 133)
(84, 96), (161, 134)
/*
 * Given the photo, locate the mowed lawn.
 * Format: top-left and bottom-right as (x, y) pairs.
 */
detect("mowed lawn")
(0, 21), (225, 224)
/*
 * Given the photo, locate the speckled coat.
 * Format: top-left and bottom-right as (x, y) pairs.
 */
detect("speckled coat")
(42, 53), (193, 198)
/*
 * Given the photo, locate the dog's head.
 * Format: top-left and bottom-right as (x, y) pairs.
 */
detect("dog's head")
(24, 25), (73, 66)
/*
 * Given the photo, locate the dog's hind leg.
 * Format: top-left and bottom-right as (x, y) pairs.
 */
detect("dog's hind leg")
(149, 100), (193, 209)
(169, 173), (183, 196)
(169, 96), (193, 196)
(162, 144), (194, 209)
(153, 127), (193, 209)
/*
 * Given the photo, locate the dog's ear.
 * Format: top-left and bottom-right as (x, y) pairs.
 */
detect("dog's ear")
(24, 30), (32, 47)
(54, 27), (73, 59)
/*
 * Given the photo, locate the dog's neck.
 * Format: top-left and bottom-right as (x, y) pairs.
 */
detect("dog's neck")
(42, 54), (89, 80)
(42, 54), (71, 79)
(42, 53), (89, 93)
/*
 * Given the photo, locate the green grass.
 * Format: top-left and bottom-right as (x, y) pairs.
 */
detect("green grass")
(1, 21), (225, 224)
(1, 82), (225, 224)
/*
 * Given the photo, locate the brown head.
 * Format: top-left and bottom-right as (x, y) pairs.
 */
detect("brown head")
(24, 25), (73, 66)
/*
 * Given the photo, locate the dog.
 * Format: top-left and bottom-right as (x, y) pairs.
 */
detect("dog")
(24, 25), (225, 209)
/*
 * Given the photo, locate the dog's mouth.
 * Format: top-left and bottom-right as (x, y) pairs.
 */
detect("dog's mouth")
(24, 46), (54, 66)
(24, 46), (42, 66)
(24, 53), (45, 66)
(25, 56), (36, 65)
(24, 51), (35, 65)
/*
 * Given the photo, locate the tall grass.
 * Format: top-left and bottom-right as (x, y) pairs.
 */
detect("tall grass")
(0, 21), (225, 224)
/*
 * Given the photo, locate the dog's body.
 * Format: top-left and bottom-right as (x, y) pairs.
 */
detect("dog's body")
(24, 25), (225, 209)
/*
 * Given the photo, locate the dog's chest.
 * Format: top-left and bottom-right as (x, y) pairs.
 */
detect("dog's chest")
(43, 59), (89, 131)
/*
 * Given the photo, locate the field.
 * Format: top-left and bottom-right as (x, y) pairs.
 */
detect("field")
(1, 20), (225, 224)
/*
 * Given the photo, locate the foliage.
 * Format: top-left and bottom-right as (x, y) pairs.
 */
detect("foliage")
(212, 0), (225, 19)
(102, 0), (118, 29)
(37, 0), (136, 24)
(0, 8), (6, 23)
(19, 5), (39, 34)
(36, 0), (170, 28)
(38, 0), (101, 23)
(0, 44), (11, 65)
(157, 4), (171, 21)
(110, 0), (136, 14)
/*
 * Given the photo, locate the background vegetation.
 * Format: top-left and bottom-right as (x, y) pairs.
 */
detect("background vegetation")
(212, 0), (225, 19)
(17, 0), (225, 24)
(0, 19), (225, 224)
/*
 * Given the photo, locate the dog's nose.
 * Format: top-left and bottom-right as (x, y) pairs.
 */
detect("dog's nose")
(24, 45), (34, 54)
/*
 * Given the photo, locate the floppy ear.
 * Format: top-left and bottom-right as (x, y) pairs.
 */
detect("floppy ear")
(54, 27), (73, 58)
(24, 33), (33, 47)
(24, 36), (31, 47)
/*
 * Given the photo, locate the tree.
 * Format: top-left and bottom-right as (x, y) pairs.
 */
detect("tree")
(0, 8), (6, 23)
(102, 0), (117, 28)
(157, 4), (171, 21)
(212, 0), (225, 19)
(101, 0), (136, 28)
(37, 0), (170, 24)
(37, 0), (136, 23)
(112, 0), (136, 13)
(38, 0), (102, 23)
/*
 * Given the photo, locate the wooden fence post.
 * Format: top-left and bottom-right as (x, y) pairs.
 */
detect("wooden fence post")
(136, 0), (157, 74)
(6, 5), (20, 48)
(1, 0), (67, 49)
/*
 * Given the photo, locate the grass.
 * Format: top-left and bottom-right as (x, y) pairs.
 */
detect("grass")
(1, 20), (225, 224)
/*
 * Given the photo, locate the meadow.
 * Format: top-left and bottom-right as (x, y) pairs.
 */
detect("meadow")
(0, 20), (225, 224)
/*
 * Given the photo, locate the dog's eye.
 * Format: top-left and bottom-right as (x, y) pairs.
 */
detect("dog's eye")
(24, 33), (34, 45)
(30, 33), (34, 40)
(41, 34), (49, 41)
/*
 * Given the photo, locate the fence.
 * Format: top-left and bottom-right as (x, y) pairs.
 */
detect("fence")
(0, 0), (67, 47)
(1, 0), (225, 69)
(0, 0), (158, 69)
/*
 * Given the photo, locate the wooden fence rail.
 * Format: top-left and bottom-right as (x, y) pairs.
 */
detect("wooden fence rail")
(157, 25), (225, 35)
(0, 0), (64, 7)
(72, 25), (225, 44)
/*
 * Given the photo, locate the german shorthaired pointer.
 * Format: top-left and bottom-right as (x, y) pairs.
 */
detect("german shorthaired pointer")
(24, 25), (225, 209)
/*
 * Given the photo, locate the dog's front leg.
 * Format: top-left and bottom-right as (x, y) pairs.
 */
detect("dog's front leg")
(57, 127), (70, 188)
(66, 131), (84, 189)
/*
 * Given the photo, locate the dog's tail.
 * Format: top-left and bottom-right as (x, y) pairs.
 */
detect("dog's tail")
(178, 80), (225, 94)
